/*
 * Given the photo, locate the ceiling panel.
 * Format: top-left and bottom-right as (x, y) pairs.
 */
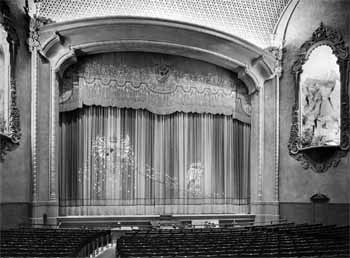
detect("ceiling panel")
(32, 0), (290, 48)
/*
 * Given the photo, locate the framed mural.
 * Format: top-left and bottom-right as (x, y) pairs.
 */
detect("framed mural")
(0, 2), (20, 161)
(288, 23), (350, 172)
(299, 45), (341, 148)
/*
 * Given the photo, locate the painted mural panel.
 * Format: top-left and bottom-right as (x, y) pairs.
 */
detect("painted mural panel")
(300, 45), (341, 148)
(0, 45), (7, 135)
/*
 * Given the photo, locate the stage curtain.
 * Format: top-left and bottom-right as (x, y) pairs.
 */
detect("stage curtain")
(59, 106), (250, 207)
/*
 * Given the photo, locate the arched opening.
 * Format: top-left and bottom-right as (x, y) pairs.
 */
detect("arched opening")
(34, 17), (276, 224)
(58, 52), (251, 216)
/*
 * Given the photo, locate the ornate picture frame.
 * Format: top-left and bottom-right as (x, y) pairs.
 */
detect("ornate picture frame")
(288, 23), (350, 172)
(0, 2), (20, 161)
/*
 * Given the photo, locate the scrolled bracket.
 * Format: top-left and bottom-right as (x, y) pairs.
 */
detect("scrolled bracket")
(28, 15), (53, 52)
(265, 46), (284, 78)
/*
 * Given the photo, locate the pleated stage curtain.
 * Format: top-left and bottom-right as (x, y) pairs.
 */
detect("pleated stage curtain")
(59, 106), (250, 209)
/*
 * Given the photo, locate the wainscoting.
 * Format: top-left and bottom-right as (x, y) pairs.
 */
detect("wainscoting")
(280, 202), (349, 225)
(0, 202), (31, 228)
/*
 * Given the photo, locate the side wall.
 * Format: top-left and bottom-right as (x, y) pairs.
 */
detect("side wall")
(279, 0), (350, 225)
(0, 0), (31, 228)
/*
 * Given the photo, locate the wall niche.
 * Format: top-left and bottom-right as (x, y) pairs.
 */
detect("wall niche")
(288, 23), (350, 172)
(0, 2), (20, 161)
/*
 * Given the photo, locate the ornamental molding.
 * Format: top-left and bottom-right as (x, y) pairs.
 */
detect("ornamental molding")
(235, 67), (260, 94)
(265, 46), (284, 78)
(31, 16), (281, 206)
(272, 0), (301, 49)
(288, 23), (350, 172)
(29, 0), (291, 48)
(40, 31), (62, 57)
(0, 1), (21, 161)
(37, 17), (278, 90)
(251, 54), (275, 78)
(28, 18), (41, 51)
(28, 16), (53, 51)
(31, 52), (39, 201)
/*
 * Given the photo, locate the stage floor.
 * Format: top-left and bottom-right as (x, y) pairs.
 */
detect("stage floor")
(57, 213), (255, 229)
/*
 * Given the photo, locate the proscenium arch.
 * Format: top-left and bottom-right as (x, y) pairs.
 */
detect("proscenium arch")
(39, 17), (277, 93)
(58, 52), (253, 216)
(32, 17), (279, 220)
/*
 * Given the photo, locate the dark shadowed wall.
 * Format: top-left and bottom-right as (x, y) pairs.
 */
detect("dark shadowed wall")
(0, 0), (31, 228)
(279, 0), (350, 225)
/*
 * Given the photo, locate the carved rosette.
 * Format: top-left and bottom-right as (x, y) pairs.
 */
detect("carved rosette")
(0, 2), (21, 161)
(288, 23), (350, 172)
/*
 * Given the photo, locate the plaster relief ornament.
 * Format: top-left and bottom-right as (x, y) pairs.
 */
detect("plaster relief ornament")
(0, 1), (20, 161)
(288, 23), (350, 172)
(300, 46), (341, 148)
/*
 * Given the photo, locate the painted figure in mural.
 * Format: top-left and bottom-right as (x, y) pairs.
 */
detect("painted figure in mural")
(300, 45), (341, 148)
(0, 49), (5, 134)
(301, 71), (340, 147)
(0, 88), (4, 133)
(186, 163), (204, 197)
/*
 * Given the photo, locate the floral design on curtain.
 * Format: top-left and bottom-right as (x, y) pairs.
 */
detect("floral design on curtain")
(59, 106), (250, 207)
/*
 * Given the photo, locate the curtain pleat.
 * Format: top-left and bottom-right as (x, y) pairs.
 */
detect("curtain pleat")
(59, 106), (250, 207)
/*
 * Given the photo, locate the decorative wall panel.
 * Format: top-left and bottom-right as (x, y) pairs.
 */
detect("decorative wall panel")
(288, 23), (350, 172)
(0, 2), (20, 161)
(299, 45), (341, 148)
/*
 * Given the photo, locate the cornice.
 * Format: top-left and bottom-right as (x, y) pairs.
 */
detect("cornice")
(36, 17), (280, 95)
(38, 16), (266, 56)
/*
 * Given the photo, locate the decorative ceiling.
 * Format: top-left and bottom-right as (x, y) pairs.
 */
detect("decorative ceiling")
(31, 0), (290, 48)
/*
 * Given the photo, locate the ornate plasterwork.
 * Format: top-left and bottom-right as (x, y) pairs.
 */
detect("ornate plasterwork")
(31, 16), (280, 218)
(28, 16), (52, 51)
(266, 46), (284, 78)
(266, 46), (284, 202)
(0, 2), (20, 161)
(59, 54), (252, 123)
(30, 0), (290, 48)
(27, 14), (52, 200)
(288, 23), (350, 172)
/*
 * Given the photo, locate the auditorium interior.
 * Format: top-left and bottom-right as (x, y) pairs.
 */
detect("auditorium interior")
(0, 0), (349, 257)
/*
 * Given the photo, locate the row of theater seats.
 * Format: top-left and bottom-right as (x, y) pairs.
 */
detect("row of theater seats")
(116, 223), (350, 258)
(0, 227), (111, 257)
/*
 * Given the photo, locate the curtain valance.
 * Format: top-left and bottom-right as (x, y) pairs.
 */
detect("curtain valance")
(59, 53), (251, 123)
